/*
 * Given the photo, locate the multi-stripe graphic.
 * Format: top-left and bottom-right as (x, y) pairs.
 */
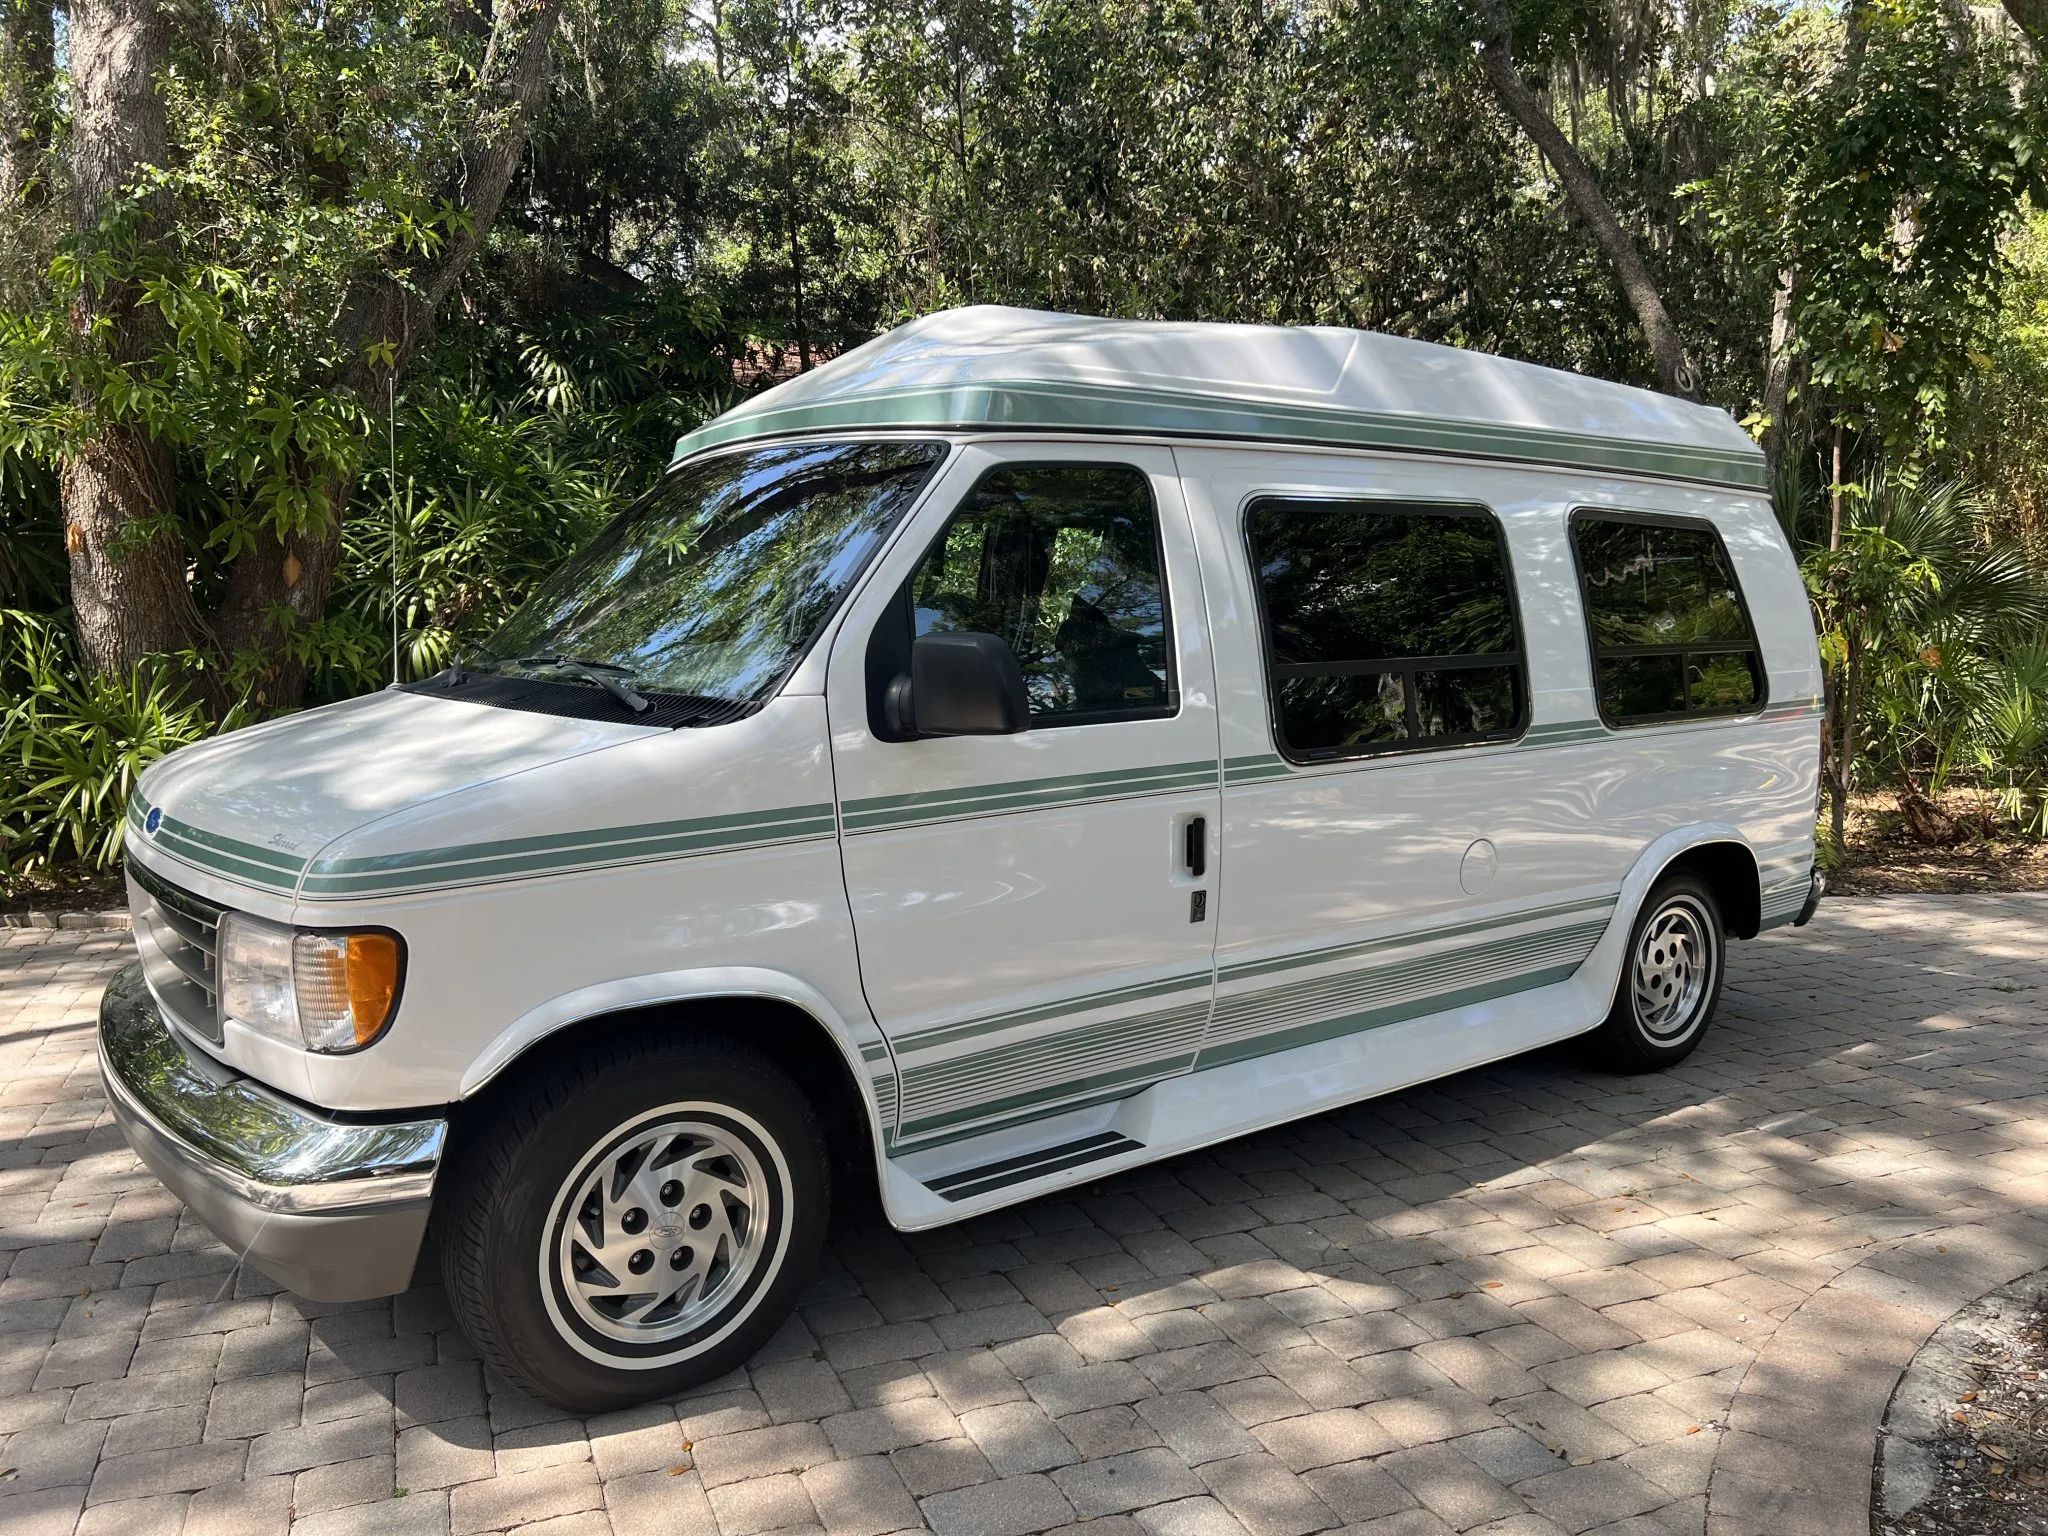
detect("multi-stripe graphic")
(887, 895), (1618, 1148)
(1199, 895), (1615, 1069)
(891, 970), (1214, 1145)
(842, 760), (1218, 834)
(124, 795), (303, 894)
(673, 379), (1769, 493)
(299, 805), (835, 897)
(926, 1131), (1144, 1202)
(126, 792), (837, 899)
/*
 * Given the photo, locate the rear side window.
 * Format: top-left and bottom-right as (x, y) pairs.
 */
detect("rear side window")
(908, 463), (1173, 724)
(1245, 498), (1526, 761)
(1570, 513), (1765, 725)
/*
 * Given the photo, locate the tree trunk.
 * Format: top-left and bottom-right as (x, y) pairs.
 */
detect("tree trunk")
(211, 0), (566, 704)
(62, 0), (204, 677)
(1473, 1), (1698, 400)
(1759, 268), (1798, 477)
(1831, 629), (1862, 856)
(2002, 0), (2045, 49)
(0, 0), (54, 208)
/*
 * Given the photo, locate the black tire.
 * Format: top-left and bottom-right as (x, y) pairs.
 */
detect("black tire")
(1593, 873), (1725, 1072)
(438, 1031), (829, 1413)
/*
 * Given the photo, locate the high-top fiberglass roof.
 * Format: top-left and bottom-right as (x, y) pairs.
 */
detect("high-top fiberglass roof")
(674, 306), (1765, 492)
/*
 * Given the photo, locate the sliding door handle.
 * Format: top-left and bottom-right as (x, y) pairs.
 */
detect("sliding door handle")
(1183, 816), (1207, 878)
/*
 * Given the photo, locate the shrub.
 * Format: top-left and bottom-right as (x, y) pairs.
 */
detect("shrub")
(0, 611), (238, 880)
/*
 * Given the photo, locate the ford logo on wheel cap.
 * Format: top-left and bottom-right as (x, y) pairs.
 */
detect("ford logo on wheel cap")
(144, 807), (163, 836)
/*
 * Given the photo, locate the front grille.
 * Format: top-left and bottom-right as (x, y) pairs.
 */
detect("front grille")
(127, 860), (225, 1045)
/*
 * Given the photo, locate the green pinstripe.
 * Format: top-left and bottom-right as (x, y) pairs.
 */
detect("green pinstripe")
(843, 760), (1218, 833)
(300, 804), (835, 895)
(672, 380), (1768, 492)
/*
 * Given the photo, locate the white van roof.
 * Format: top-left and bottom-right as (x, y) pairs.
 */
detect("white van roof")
(675, 305), (1766, 492)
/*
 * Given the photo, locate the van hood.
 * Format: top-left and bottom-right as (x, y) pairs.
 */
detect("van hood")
(131, 690), (656, 898)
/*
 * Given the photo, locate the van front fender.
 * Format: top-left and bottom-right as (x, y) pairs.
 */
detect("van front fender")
(458, 967), (894, 1150)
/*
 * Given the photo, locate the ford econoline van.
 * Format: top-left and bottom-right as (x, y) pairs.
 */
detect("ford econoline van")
(101, 307), (1824, 1410)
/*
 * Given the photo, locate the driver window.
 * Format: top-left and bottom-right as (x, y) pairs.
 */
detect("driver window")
(909, 463), (1175, 724)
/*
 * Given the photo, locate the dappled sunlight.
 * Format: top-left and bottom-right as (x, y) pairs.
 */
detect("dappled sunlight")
(2, 897), (2042, 1533)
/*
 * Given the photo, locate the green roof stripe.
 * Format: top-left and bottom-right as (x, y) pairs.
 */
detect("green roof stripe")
(674, 380), (1768, 493)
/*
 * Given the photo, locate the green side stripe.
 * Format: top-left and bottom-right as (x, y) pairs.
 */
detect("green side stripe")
(301, 818), (835, 894)
(843, 775), (1215, 832)
(1219, 895), (1616, 985)
(1211, 922), (1605, 1042)
(895, 968), (1213, 1053)
(149, 827), (303, 890)
(674, 380), (1768, 493)
(1195, 961), (1587, 1071)
(310, 804), (835, 876)
(157, 815), (307, 875)
(847, 760), (1216, 814)
(844, 760), (1218, 830)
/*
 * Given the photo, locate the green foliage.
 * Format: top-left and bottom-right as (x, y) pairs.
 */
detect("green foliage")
(1694, 0), (2048, 452)
(5, 0), (2048, 882)
(1952, 211), (2048, 555)
(0, 2), (498, 555)
(0, 612), (239, 877)
(1802, 470), (2048, 836)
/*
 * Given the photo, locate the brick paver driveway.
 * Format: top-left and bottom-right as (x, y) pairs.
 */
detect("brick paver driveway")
(4, 896), (2046, 1536)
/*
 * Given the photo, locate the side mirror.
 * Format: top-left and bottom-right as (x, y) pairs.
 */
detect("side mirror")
(886, 632), (1029, 737)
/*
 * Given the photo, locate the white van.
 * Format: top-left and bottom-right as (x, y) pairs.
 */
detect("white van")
(102, 307), (1824, 1410)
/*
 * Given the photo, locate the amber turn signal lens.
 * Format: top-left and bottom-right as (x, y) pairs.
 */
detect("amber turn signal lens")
(345, 932), (402, 1047)
(291, 929), (404, 1052)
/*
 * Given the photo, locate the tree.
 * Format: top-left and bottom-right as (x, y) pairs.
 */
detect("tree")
(7, 0), (568, 707)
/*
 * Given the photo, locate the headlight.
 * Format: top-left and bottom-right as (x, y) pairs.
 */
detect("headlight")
(218, 914), (404, 1053)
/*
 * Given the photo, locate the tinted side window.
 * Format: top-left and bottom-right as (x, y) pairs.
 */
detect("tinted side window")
(1246, 499), (1525, 760)
(909, 464), (1172, 723)
(1571, 514), (1764, 724)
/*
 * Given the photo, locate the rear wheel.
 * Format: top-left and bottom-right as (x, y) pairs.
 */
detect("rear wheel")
(439, 1033), (828, 1412)
(1594, 874), (1725, 1072)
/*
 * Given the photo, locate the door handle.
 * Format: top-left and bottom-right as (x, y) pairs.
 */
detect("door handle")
(1183, 816), (1207, 878)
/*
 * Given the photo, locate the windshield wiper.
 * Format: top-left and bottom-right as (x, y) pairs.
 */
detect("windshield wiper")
(514, 654), (652, 715)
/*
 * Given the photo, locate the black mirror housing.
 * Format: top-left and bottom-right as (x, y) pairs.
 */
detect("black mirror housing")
(896, 632), (1029, 736)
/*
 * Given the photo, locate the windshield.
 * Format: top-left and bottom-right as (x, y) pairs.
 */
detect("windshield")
(479, 439), (947, 701)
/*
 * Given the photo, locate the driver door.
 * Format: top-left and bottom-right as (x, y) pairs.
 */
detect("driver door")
(826, 441), (1223, 1151)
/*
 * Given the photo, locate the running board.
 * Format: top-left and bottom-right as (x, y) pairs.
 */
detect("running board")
(923, 1130), (1144, 1202)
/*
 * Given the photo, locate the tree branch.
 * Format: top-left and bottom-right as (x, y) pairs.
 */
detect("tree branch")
(1471, 0), (1699, 400)
(330, 0), (567, 399)
(2002, 0), (2046, 50)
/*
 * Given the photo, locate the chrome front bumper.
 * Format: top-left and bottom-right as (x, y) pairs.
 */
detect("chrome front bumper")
(98, 963), (447, 1301)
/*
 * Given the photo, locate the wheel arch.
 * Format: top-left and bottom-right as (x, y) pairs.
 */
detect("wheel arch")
(457, 971), (892, 1190)
(1653, 838), (1762, 940)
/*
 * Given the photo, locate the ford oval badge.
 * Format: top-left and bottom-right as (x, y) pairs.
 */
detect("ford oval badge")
(144, 807), (163, 836)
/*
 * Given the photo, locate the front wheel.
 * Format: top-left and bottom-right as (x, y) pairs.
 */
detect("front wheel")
(1593, 874), (1725, 1072)
(438, 1033), (829, 1412)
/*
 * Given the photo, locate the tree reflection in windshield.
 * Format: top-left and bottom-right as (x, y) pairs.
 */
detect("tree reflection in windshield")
(482, 439), (947, 700)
